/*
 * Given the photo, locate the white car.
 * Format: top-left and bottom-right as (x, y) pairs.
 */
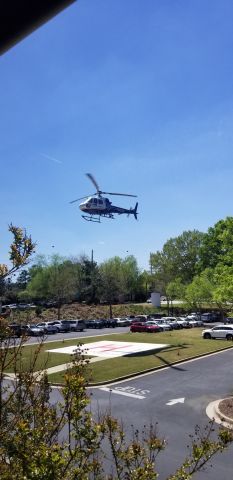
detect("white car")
(113, 318), (130, 327)
(202, 325), (233, 340)
(176, 317), (191, 328)
(36, 322), (58, 334)
(160, 317), (182, 329)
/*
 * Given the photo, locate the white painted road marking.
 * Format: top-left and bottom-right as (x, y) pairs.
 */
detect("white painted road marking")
(166, 397), (185, 405)
(100, 387), (146, 399)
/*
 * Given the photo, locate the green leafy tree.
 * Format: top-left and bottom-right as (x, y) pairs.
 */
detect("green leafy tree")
(121, 255), (140, 301)
(77, 255), (100, 304)
(24, 256), (78, 319)
(198, 217), (233, 271)
(212, 265), (233, 312)
(185, 265), (233, 315)
(16, 269), (30, 290)
(0, 225), (35, 314)
(150, 230), (204, 286)
(166, 278), (186, 312)
(185, 269), (214, 310)
(99, 257), (124, 317)
(137, 269), (154, 301)
(0, 224), (35, 279)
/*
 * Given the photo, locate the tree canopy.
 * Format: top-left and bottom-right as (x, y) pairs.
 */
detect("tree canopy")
(198, 217), (233, 271)
(150, 230), (204, 292)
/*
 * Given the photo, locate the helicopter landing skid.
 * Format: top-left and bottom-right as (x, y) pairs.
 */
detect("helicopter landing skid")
(82, 215), (101, 223)
(82, 213), (114, 223)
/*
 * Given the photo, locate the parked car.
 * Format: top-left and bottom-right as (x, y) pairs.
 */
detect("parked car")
(24, 325), (45, 336)
(149, 313), (163, 319)
(186, 313), (200, 320)
(201, 312), (222, 323)
(68, 320), (85, 332)
(147, 319), (172, 331)
(48, 321), (66, 332)
(225, 317), (233, 324)
(160, 317), (182, 329)
(202, 325), (233, 340)
(9, 324), (43, 337)
(176, 317), (191, 328)
(187, 318), (203, 327)
(49, 320), (85, 332)
(131, 315), (148, 323)
(104, 318), (117, 328)
(85, 319), (105, 329)
(36, 322), (58, 334)
(9, 323), (23, 337)
(130, 322), (162, 333)
(113, 317), (131, 327)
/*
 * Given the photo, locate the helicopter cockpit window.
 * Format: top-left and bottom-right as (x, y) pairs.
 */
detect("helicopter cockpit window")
(93, 198), (97, 204)
(98, 199), (103, 205)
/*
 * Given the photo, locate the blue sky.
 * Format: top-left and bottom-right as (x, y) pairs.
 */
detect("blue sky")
(1, 0), (233, 270)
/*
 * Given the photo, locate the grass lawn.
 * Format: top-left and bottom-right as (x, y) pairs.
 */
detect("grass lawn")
(4, 329), (233, 384)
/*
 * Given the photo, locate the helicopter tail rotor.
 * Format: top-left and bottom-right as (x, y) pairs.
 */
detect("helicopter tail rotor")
(133, 202), (138, 220)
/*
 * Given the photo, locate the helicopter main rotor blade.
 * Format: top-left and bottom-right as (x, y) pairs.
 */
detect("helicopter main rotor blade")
(101, 191), (137, 198)
(69, 193), (95, 204)
(86, 173), (100, 193)
(69, 198), (84, 204)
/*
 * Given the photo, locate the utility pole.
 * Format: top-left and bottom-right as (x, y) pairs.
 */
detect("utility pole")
(91, 249), (94, 303)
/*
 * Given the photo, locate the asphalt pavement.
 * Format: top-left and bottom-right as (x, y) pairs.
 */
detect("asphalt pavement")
(10, 325), (233, 478)
(87, 348), (233, 479)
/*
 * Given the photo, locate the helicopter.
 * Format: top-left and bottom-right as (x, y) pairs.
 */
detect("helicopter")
(70, 173), (138, 223)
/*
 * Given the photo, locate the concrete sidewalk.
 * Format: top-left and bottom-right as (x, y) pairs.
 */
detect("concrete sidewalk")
(4, 356), (106, 380)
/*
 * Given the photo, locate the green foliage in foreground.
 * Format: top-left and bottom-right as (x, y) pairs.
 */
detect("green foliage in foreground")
(1, 333), (233, 479)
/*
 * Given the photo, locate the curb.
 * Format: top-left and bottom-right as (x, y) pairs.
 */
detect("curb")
(215, 398), (233, 427)
(206, 399), (233, 430)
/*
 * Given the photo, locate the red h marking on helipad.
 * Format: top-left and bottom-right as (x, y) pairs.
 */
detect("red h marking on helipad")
(87, 344), (132, 352)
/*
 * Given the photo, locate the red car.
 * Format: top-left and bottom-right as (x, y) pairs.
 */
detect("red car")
(130, 322), (162, 333)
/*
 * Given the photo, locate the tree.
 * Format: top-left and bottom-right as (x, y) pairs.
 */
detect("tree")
(0, 224), (35, 279)
(77, 255), (100, 304)
(24, 256), (78, 319)
(198, 217), (233, 271)
(16, 269), (31, 290)
(150, 230), (204, 286)
(121, 255), (140, 301)
(212, 265), (233, 312)
(0, 335), (233, 479)
(166, 278), (186, 313)
(185, 270), (214, 310)
(98, 257), (124, 317)
(0, 225), (35, 313)
(184, 265), (233, 315)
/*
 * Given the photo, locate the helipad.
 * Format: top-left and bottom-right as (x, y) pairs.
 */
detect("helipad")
(47, 340), (169, 358)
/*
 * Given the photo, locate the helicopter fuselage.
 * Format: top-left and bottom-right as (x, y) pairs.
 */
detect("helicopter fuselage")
(79, 196), (137, 220)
